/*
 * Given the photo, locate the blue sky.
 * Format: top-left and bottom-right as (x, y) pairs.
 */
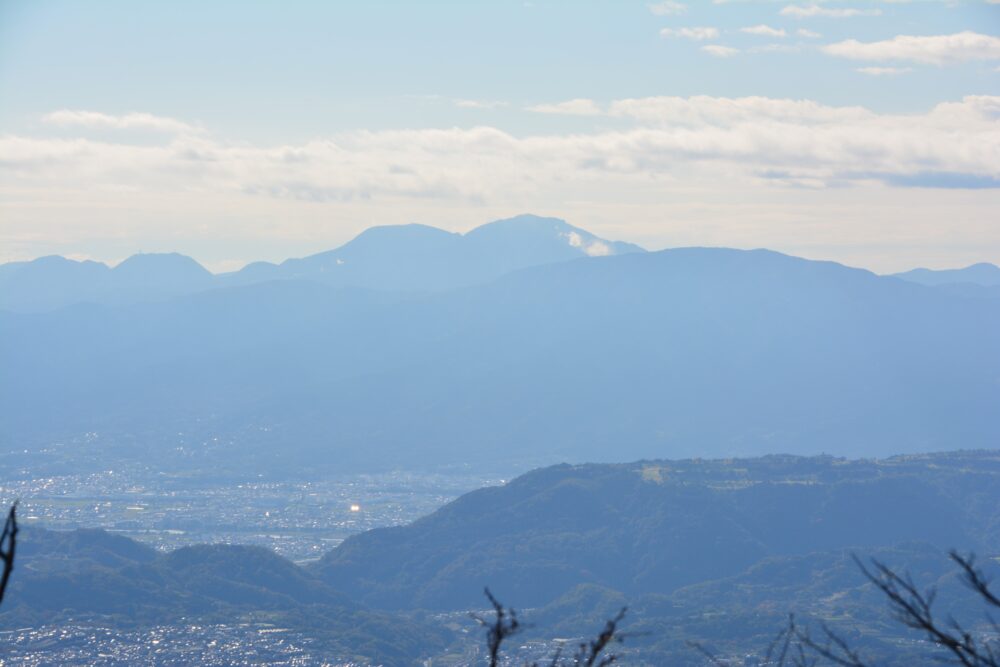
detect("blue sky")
(1, 0), (998, 272)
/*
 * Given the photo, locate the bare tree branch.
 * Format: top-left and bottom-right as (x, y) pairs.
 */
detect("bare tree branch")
(0, 502), (17, 606)
(792, 619), (868, 667)
(767, 616), (795, 667)
(471, 588), (523, 667)
(472, 588), (630, 667)
(570, 607), (627, 667)
(853, 554), (998, 667)
(687, 639), (731, 667)
(952, 551), (1000, 611)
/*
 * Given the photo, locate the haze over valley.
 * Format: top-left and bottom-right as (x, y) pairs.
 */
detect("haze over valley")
(3, 215), (999, 477)
(2, 1), (999, 664)
(2, 213), (999, 664)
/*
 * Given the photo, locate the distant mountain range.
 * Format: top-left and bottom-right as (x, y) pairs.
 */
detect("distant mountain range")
(3, 214), (997, 315)
(892, 262), (1000, 287)
(226, 214), (642, 292)
(7, 451), (1000, 665)
(0, 252), (216, 313)
(0, 214), (642, 312)
(2, 219), (999, 471)
(891, 262), (1000, 300)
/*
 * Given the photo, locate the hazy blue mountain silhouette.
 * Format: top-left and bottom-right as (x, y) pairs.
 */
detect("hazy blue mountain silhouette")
(312, 451), (1000, 611)
(0, 252), (213, 312)
(111, 252), (214, 297)
(892, 262), (1000, 287)
(2, 246), (998, 472)
(220, 214), (643, 290)
(0, 214), (641, 311)
(929, 282), (1000, 300)
(0, 255), (112, 312)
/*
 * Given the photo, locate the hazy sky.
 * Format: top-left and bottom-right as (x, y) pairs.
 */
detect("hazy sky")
(1, 0), (998, 273)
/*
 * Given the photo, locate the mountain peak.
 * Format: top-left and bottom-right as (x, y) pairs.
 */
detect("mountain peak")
(892, 261), (1000, 287)
(469, 213), (569, 229)
(230, 214), (642, 292)
(0, 255), (110, 274)
(464, 213), (644, 260)
(2, 216), (644, 309)
(114, 252), (212, 276)
(330, 223), (461, 257)
(108, 253), (213, 296)
(353, 222), (459, 241)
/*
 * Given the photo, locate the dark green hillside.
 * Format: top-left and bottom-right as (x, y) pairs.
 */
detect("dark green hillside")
(0, 527), (446, 665)
(313, 451), (1000, 611)
(568, 543), (999, 666)
(6, 452), (1000, 664)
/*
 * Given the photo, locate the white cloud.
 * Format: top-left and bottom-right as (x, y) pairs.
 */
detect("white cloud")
(856, 66), (912, 75)
(702, 44), (740, 57)
(606, 95), (874, 126)
(563, 231), (611, 257)
(6, 96), (1000, 210)
(660, 26), (720, 40)
(42, 110), (201, 135)
(824, 31), (1000, 65)
(584, 240), (611, 257)
(741, 25), (788, 38)
(648, 1), (687, 15)
(526, 98), (603, 116)
(6, 98), (1000, 272)
(797, 28), (822, 38)
(780, 4), (882, 18)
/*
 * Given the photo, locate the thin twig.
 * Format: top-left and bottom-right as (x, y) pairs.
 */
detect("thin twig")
(0, 502), (17, 606)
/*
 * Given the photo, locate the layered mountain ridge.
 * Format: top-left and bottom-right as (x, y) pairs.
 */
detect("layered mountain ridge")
(0, 214), (642, 312)
(6, 213), (998, 314)
(1, 215), (998, 472)
(3, 247), (1000, 472)
(7, 451), (1000, 665)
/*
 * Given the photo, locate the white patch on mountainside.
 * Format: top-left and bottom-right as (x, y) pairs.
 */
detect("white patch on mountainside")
(562, 230), (613, 256)
(0, 214), (643, 310)
(564, 231), (584, 248)
(585, 241), (611, 257)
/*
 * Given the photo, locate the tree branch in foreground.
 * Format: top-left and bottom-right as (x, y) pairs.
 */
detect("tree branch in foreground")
(853, 553), (999, 667)
(691, 550), (1000, 667)
(473, 588), (628, 666)
(472, 588), (524, 667)
(0, 502), (17, 606)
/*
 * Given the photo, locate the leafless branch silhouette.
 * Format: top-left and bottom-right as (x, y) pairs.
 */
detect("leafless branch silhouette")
(852, 552), (999, 667)
(472, 588), (524, 667)
(0, 503), (17, 606)
(690, 550), (1000, 667)
(473, 589), (628, 666)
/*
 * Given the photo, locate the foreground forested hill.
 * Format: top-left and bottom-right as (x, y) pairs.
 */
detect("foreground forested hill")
(6, 451), (1000, 665)
(0, 528), (446, 665)
(314, 451), (1000, 610)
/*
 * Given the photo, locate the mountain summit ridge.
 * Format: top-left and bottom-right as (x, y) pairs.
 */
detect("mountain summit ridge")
(222, 213), (644, 291)
(892, 261), (1000, 287)
(0, 214), (642, 311)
